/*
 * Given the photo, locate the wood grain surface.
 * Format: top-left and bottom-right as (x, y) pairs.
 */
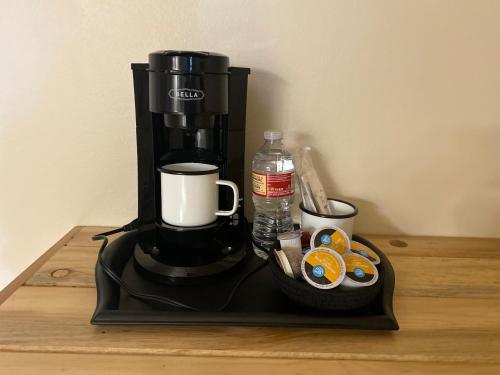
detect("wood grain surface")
(0, 226), (82, 304)
(23, 243), (500, 299)
(1, 226), (500, 374)
(1, 352), (500, 375)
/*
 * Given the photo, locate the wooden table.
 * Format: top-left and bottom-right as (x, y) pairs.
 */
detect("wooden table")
(1, 226), (499, 374)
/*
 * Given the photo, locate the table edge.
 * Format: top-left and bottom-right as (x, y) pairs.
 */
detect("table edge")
(0, 226), (82, 305)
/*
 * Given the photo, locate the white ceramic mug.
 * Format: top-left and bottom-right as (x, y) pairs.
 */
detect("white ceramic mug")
(159, 163), (239, 227)
(300, 198), (358, 238)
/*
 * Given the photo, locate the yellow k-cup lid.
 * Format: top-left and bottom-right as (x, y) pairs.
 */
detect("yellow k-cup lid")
(301, 247), (346, 289)
(350, 241), (380, 265)
(310, 226), (350, 256)
(342, 253), (379, 287)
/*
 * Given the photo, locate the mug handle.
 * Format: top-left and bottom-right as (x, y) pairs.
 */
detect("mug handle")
(215, 180), (239, 216)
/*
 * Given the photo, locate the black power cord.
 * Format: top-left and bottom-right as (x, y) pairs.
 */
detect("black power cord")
(92, 220), (268, 311)
(94, 218), (141, 237)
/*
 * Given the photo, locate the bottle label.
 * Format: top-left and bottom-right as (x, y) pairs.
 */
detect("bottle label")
(252, 172), (294, 198)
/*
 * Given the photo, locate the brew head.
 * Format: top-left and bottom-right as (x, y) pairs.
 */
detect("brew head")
(148, 51), (229, 129)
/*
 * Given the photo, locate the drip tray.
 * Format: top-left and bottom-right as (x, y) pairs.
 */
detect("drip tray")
(92, 233), (399, 330)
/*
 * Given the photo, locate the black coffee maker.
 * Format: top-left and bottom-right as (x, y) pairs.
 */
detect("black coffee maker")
(130, 51), (250, 285)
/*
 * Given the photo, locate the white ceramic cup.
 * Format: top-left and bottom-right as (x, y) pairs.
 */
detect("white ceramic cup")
(159, 163), (239, 227)
(300, 198), (358, 238)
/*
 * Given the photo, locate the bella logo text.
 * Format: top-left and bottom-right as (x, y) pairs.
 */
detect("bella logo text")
(168, 88), (205, 101)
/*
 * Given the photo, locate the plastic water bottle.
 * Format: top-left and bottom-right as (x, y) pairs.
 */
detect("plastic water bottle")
(252, 130), (295, 256)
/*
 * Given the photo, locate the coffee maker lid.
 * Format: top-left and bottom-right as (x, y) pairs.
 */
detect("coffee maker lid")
(149, 50), (229, 74)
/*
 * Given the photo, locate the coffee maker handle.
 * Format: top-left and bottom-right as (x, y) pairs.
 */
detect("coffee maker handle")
(215, 180), (239, 217)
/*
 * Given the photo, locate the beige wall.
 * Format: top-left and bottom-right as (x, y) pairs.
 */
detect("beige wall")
(1, 0), (499, 289)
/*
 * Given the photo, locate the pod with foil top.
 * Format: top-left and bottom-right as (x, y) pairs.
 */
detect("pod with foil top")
(351, 240), (381, 265)
(310, 226), (350, 256)
(273, 249), (302, 279)
(342, 253), (379, 288)
(301, 247), (346, 289)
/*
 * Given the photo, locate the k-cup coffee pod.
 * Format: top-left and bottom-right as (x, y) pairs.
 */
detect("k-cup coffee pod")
(274, 249), (302, 279)
(299, 229), (311, 249)
(301, 246), (311, 255)
(301, 247), (346, 289)
(274, 250), (294, 278)
(351, 240), (381, 265)
(310, 226), (350, 256)
(342, 253), (379, 288)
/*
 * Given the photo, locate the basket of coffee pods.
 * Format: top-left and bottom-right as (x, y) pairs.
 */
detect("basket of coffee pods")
(270, 225), (383, 311)
(269, 147), (387, 311)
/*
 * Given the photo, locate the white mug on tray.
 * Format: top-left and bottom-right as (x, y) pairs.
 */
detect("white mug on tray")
(300, 198), (358, 238)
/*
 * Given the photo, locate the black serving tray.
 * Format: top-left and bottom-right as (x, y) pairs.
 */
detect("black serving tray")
(92, 233), (398, 330)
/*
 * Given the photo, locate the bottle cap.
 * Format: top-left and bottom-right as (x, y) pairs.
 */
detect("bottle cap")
(264, 130), (282, 141)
